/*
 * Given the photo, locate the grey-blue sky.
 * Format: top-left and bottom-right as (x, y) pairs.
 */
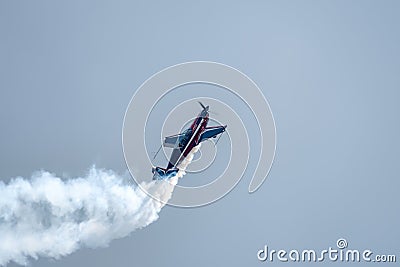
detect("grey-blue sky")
(0, 0), (399, 266)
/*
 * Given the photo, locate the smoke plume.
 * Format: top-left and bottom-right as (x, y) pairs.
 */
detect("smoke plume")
(0, 146), (200, 266)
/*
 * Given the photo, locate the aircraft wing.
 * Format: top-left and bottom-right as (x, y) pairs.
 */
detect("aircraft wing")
(164, 133), (184, 148)
(199, 126), (226, 143)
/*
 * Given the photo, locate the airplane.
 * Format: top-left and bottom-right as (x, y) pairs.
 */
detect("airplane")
(152, 102), (227, 180)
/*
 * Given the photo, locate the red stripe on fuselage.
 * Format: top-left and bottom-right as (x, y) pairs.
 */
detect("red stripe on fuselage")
(170, 112), (209, 168)
(183, 114), (208, 158)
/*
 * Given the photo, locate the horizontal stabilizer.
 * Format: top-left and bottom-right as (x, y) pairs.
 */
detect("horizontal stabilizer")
(152, 166), (179, 180)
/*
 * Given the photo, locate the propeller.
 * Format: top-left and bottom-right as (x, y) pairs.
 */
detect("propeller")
(198, 101), (209, 111)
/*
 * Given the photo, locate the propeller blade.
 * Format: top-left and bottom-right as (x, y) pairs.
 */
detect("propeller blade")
(198, 101), (206, 110)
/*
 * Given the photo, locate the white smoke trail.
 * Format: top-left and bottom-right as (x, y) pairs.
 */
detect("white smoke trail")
(0, 145), (200, 266)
